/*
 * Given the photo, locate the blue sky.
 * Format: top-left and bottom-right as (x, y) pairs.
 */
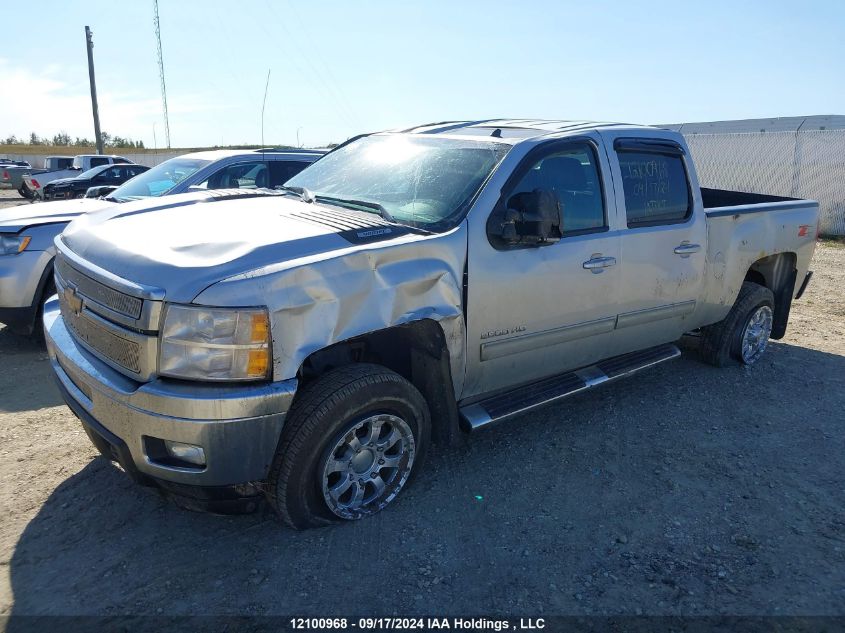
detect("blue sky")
(4, 0), (843, 148)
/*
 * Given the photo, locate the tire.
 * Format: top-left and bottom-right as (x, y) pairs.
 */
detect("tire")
(266, 363), (431, 529)
(30, 278), (56, 344)
(699, 281), (775, 367)
(18, 185), (33, 200)
(75, 191), (86, 199)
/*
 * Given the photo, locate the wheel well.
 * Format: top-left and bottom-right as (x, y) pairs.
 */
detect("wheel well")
(298, 320), (462, 445)
(744, 252), (797, 340)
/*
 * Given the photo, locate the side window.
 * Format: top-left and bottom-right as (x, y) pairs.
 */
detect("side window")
(617, 150), (690, 226)
(200, 162), (267, 189)
(269, 160), (311, 188)
(94, 167), (118, 181)
(90, 157), (109, 167)
(508, 144), (606, 234)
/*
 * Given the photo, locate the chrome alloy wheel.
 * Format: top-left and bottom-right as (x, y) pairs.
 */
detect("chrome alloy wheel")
(740, 305), (773, 364)
(320, 413), (416, 520)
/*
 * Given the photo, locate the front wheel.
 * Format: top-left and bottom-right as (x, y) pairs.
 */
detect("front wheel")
(699, 281), (775, 367)
(266, 364), (430, 529)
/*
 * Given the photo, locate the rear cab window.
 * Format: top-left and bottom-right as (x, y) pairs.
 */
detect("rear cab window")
(615, 139), (691, 227)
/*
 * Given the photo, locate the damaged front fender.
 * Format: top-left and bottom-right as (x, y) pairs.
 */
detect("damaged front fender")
(192, 224), (468, 397)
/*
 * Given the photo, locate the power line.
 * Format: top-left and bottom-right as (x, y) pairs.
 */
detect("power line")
(153, 0), (171, 148)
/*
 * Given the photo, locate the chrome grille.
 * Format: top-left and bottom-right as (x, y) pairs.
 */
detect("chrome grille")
(56, 257), (143, 319)
(58, 287), (141, 373)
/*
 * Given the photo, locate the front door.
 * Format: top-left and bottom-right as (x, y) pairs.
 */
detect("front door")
(463, 138), (623, 399)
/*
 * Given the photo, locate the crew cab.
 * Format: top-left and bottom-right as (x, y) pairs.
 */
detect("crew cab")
(24, 154), (133, 200)
(42, 120), (818, 528)
(0, 148), (323, 336)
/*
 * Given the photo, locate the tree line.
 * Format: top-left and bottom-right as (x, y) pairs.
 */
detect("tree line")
(3, 132), (145, 149)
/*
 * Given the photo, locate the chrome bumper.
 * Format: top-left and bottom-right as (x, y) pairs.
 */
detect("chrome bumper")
(44, 298), (296, 487)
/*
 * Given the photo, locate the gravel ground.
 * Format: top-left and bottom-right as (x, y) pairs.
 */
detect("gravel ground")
(0, 189), (30, 211)
(0, 236), (843, 618)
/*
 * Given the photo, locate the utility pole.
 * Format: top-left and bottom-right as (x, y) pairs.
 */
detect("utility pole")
(84, 26), (104, 154)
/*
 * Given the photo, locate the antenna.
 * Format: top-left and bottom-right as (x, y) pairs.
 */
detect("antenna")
(261, 69), (271, 148)
(153, 0), (171, 148)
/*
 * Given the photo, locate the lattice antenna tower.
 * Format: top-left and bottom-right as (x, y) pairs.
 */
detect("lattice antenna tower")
(153, 0), (171, 148)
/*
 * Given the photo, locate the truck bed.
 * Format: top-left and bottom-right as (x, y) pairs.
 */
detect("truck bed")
(696, 188), (818, 328)
(701, 187), (799, 209)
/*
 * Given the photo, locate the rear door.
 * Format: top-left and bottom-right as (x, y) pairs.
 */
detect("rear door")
(603, 134), (706, 348)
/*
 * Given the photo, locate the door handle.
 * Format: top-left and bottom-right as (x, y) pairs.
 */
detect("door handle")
(674, 242), (701, 257)
(582, 256), (617, 273)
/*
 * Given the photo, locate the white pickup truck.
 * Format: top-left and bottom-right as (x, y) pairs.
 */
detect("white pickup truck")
(24, 154), (134, 200)
(43, 120), (818, 528)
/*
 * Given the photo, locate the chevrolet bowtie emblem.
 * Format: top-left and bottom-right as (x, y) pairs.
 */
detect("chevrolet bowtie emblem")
(64, 283), (83, 315)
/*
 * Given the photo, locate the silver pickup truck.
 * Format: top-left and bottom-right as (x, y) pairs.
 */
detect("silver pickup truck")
(43, 120), (818, 528)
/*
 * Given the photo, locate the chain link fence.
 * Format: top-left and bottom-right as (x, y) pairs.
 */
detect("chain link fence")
(682, 130), (845, 235)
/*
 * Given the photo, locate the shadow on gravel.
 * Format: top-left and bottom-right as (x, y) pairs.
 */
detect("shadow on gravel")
(0, 327), (62, 412)
(6, 341), (845, 620)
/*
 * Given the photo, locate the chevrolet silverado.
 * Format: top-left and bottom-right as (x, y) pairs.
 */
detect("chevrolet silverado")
(42, 120), (818, 528)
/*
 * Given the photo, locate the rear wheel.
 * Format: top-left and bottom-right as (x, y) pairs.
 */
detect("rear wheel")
(18, 184), (33, 200)
(266, 363), (430, 529)
(699, 281), (774, 367)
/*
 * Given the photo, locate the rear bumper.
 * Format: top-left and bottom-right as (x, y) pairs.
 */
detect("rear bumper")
(44, 298), (296, 488)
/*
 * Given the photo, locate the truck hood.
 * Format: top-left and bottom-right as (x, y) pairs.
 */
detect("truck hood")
(60, 190), (420, 303)
(48, 177), (79, 187)
(0, 198), (114, 233)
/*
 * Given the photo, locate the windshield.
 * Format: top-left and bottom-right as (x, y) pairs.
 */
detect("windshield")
(75, 165), (108, 180)
(285, 135), (510, 229)
(109, 157), (211, 201)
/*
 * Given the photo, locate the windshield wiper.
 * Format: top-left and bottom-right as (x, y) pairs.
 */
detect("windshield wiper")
(314, 195), (396, 223)
(276, 185), (316, 204)
(103, 195), (122, 203)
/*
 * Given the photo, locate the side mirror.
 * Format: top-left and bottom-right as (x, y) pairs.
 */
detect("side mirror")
(492, 189), (562, 246)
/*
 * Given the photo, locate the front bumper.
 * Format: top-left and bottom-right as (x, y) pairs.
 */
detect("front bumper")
(44, 298), (296, 488)
(44, 188), (72, 201)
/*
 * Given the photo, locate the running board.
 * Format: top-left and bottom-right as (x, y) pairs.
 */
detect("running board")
(459, 343), (681, 431)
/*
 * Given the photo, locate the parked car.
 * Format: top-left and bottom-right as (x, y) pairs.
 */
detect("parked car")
(0, 160), (32, 195)
(0, 148), (323, 336)
(42, 119), (819, 528)
(41, 163), (149, 201)
(24, 154), (134, 200)
(1, 157), (54, 198)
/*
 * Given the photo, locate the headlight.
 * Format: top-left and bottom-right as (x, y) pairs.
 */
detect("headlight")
(159, 304), (271, 381)
(0, 234), (31, 256)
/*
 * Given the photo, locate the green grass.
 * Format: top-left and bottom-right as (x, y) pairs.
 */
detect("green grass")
(0, 143), (299, 156)
(819, 236), (845, 247)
